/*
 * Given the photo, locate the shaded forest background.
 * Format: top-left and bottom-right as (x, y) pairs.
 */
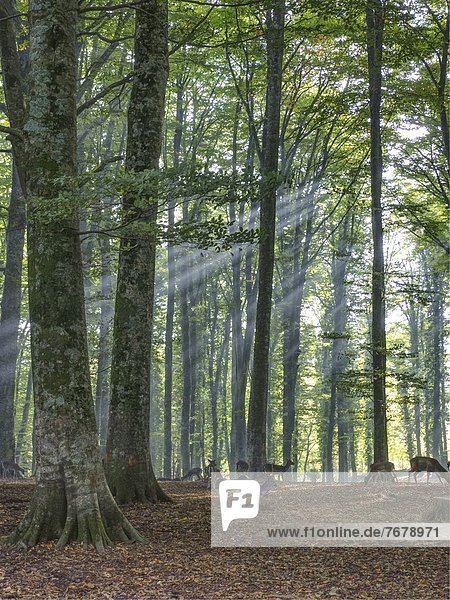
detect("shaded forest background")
(0, 0), (448, 483)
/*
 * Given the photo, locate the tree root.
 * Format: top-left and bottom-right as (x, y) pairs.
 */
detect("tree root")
(5, 478), (144, 550)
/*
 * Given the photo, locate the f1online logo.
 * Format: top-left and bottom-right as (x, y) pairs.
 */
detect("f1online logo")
(219, 480), (260, 531)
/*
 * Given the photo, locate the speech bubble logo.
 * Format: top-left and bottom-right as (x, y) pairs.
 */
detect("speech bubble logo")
(219, 479), (260, 531)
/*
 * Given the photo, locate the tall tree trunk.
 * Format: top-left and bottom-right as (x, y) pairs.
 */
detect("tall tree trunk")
(209, 280), (230, 462)
(163, 230), (175, 478)
(333, 219), (351, 479)
(163, 76), (184, 478)
(431, 270), (443, 461)
(188, 276), (199, 467)
(399, 383), (415, 460)
(282, 194), (313, 464)
(0, 165), (25, 464)
(105, 0), (170, 504)
(408, 299), (422, 455)
(8, 0), (141, 549)
(221, 321), (231, 469)
(322, 302), (336, 479)
(180, 275), (192, 474)
(366, 0), (388, 462)
(15, 366), (32, 465)
(320, 305), (332, 473)
(230, 103), (247, 468)
(348, 415), (357, 475)
(266, 324), (280, 460)
(93, 115), (117, 453)
(419, 308), (432, 456)
(247, 0), (285, 471)
(0, 1), (27, 466)
(95, 237), (113, 454)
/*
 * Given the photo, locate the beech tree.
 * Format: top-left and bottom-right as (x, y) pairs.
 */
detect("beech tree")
(247, 0), (285, 471)
(105, 0), (171, 504)
(5, 0), (142, 548)
(366, 0), (388, 463)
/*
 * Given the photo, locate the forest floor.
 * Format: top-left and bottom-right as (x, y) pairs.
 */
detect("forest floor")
(0, 480), (448, 599)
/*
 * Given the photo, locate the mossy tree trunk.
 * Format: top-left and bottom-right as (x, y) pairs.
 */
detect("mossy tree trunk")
(6, 0), (142, 550)
(104, 0), (170, 504)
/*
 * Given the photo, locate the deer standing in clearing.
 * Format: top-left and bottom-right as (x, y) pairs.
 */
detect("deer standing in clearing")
(264, 458), (294, 479)
(409, 456), (450, 484)
(365, 461), (397, 483)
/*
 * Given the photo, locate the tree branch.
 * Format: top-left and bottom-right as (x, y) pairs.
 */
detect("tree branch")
(170, 6), (215, 55)
(77, 74), (132, 114)
(0, 125), (24, 139)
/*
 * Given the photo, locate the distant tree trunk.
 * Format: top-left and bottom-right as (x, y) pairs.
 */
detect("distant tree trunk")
(31, 406), (36, 475)
(230, 103), (247, 468)
(221, 321), (231, 469)
(105, 0), (170, 504)
(366, 0), (388, 463)
(172, 76), (192, 476)
(320, 307), (333, 474)
(281, 194), (313, 464)
(209, 277), (230, 461)
(0, 0), (27, 466)
(180, 257), (192, 474)
(243, 198), (258, 374)
(408, 299), (422, 456)
(180, 280), (191, 474)
(363, 314), (374, 470)
(333, 218), (351, 479)
(8, 0), (141, 549)
(15, 366), (32, 464)
(92, 116), (117, 454)
(179, 224), (201, 474)
(440, 311), (447, 462)
(399, 383), (415, 460)
(417, 301), (432, 455)
(94, 237), (113, 454)
(14, 324), (28, 405)
(149, 365), (161, 474)
(248, 0), (285, 471)
(348, 416), (357, 474)
(266, 324), (280, 460)
(431, 270), (443, 461)
(163, 231), (175, 478)
(164, 75), (184, 478)
(188, 276), (199, 467)
(323, 305), (336, 479)
(0, 165), (25, 464)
